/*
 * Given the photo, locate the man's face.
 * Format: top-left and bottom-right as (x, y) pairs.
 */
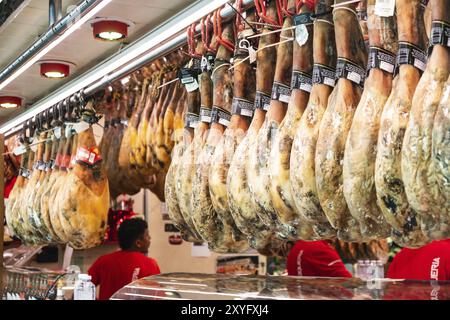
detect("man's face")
(137, 229), (151, 254)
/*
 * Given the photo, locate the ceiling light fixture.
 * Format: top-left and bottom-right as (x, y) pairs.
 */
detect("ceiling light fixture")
(92, 19), (129, 41)
(0, 0), (243, 136)
(0, 96), (22, 109)
(38, 60), (75, 79)
(0, 0), (113, 91)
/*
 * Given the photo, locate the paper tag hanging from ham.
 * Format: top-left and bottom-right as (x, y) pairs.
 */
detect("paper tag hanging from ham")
(375, 0), (395, 17)
(54, 127), (62, 139)
(13, 144), (27, 156)
(75, 146), (102, 166)
(73, 121), (90, 133)
(294, 13), (312, 47)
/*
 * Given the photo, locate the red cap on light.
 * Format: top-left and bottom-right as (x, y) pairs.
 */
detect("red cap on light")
(92, 20), (128, 41)
(0, 96), (22, 108)
(40, 62), (70, 78)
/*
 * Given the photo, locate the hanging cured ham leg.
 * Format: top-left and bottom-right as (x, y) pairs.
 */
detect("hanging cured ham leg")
(41, 119), (68, 243)
(432, 75), (450, 239)
(177, 31), (215, 241)
(268, 1), (315, 240)
(209, 8), (257, 252)
(33, 129), (58, 243)
(375, 0), (429, 245)
(23, 129), (49, 243)
(248, 0), (295, 239)
(165, 88), (198, 241)
(290, 0), (337, 240)
(228, 0), (278, 250)
(55, 102), (110, 249)
(174, 40), (204, 241)
(191, 21), (247, 252)
(402, 0), (450, 240)
(315, 0), (368, 241)
(343, 0), (397, 240)
(5, 129), (31, 238)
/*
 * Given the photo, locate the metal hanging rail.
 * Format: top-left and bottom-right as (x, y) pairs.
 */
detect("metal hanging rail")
(0, 0), (255, 137)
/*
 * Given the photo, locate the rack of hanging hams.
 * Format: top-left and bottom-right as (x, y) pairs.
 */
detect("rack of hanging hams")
(160, 0), (450, 254)
(5, 101), (110, 249)
(4, 0), (449, 254)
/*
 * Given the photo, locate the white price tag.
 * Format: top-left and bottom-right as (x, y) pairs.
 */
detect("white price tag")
(263, 103), (270, 111)
(248, 46), (257, 64)
(380, 61), (394, 73)
(279, 94), (291, 103)
(73, 121), (90, 133)
(300, 83), (312, 93)
(185, 80), (199, 92)
(218, 118), (230, 127)
(13, 144), (27, 156)
(201, 115), (211, 123)
(348, 71), (362, 85)
(241, 108), (253, 117)
(54, 127), (62, 139)
(324, 77), (336, 87)
(375, 0), (395, 17)
(295, 24), (309, 46)
(65, 125), (73, 138)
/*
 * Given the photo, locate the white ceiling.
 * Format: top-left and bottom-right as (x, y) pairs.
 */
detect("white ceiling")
(0, 0), (196, 123)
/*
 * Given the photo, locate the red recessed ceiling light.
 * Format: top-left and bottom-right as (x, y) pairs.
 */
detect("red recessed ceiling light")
(39, 60), (74, 79)
(92, 20), (128, 41)
(0, 96), (22, 109)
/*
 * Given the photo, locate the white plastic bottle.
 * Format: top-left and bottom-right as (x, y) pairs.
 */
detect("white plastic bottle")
(73, 274), (96, 300)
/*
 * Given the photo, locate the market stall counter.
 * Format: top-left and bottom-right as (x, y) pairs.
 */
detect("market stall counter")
(110, 272), (450, 300)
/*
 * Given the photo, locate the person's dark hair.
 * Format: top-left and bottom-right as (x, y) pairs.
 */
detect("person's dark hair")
(118, 218), (148, 250)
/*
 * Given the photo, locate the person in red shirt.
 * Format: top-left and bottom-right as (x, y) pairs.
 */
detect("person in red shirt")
(387, 240), (450, 281)
(88, 217), (161, 300)
(287, 240), (352, 278)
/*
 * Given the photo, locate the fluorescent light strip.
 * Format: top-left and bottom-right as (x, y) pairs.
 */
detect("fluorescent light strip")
(0, 0), (233, 134)
(0, 0), (113, 91)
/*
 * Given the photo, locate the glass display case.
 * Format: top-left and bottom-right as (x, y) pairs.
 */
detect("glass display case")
(111, 273), (450, 300)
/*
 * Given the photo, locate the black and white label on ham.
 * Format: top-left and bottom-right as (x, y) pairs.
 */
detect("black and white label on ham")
(20, 168), (31, 178)
(291, 70), (313, 93)
(46, 160), (54, 172)
(179, 68), (198, 85)
(254, 91), (271, 111)
(13, 144), (27, 156)
(357, 9), (368, 21)
(232, 97), (255, 118)
(200, 107), (212, 123)
(312, 64), (336, 87)
(396, 42), (427, 74)
(201, 54), (215, 72)
(430, 21), (450, 49)
(75, 146), (102, 166)
(211, 106), (231, 127)
(37, 160), (46, 171)
(184, 112), (199, 129)
(336, 58), (366, 88)
(271, 82), (291, 104)
(368, 47), (396, 74)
